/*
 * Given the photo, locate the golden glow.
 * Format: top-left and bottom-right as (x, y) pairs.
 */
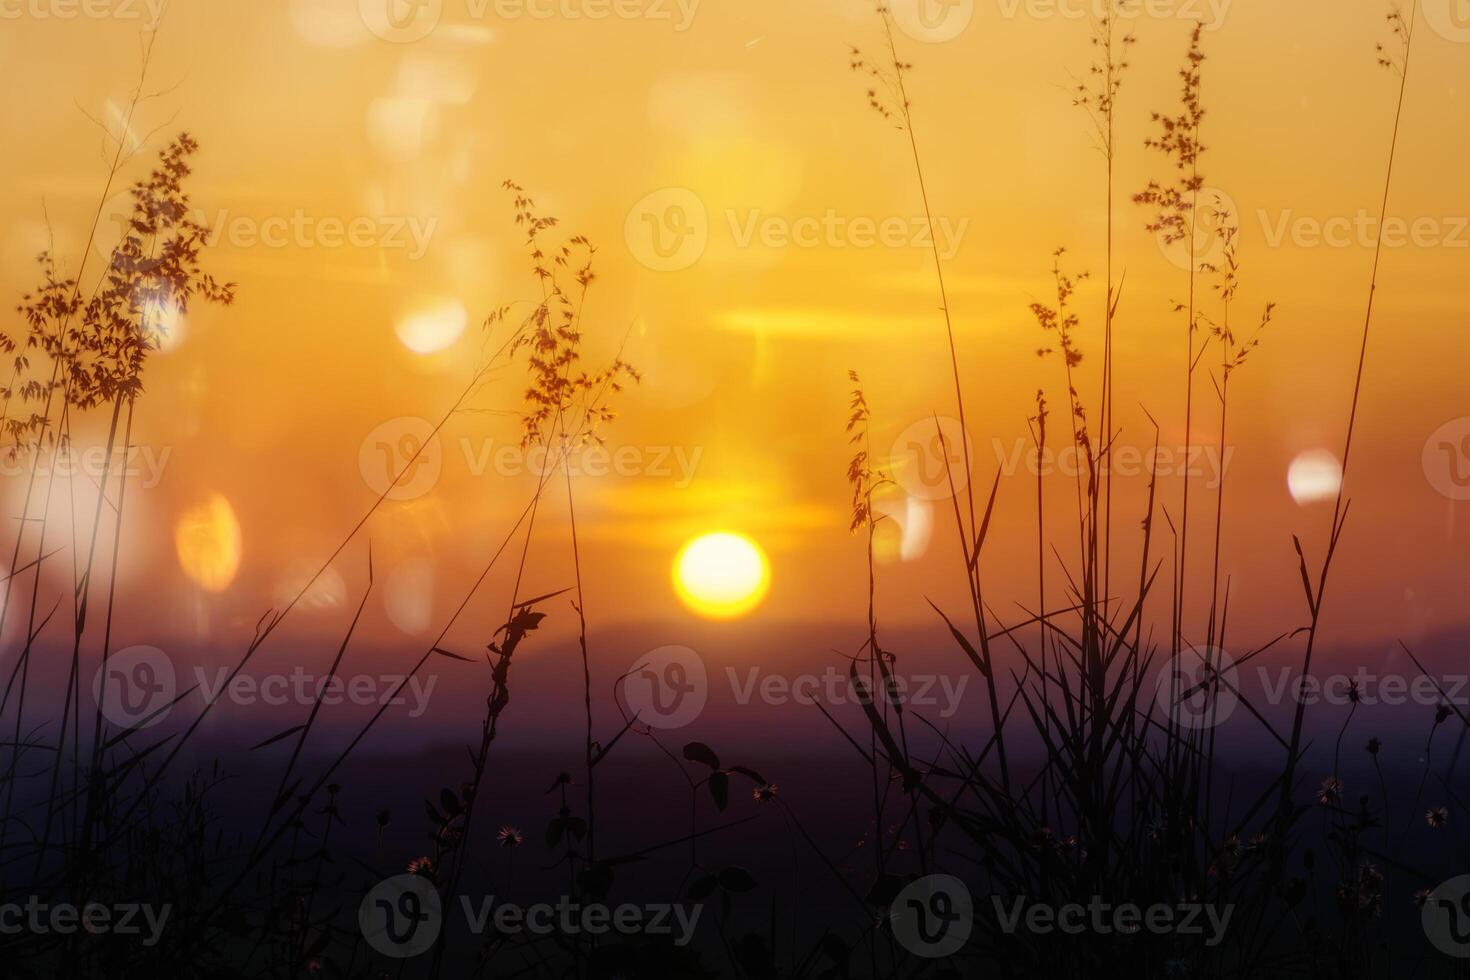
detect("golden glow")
(395, 299), (467, 355)
(673, 532), (769, 620)
(4, 3), (1465, 641)
(174, 494), (242, 593)
(1287, 450), (1343, 506)
(272, 559), (345, 612)
(146, 298), (186, 354)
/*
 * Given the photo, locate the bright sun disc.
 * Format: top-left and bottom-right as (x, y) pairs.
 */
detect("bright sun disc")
(673, 532), (769, 619)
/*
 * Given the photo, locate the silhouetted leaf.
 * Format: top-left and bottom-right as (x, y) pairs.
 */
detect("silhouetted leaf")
(683, 741), (720, 769)
(431, 646), (473, 662)
(928, 600), (989, 679)
(728, 765), (767, 785)
(440, 788), (462, 816)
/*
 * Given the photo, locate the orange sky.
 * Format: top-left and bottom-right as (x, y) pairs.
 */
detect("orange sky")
(1, 0), (1467, 667)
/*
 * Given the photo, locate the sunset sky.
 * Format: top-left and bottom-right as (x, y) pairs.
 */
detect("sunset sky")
(1, 0), (1467, 679)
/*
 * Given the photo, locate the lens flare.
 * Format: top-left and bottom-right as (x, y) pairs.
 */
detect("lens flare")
(174, 494), (242, 593)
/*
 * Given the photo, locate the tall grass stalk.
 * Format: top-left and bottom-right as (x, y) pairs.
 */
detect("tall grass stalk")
(1271, 0), (1418, 872)
(0, 27), (168, 860)
(854, 1), (1011, 792)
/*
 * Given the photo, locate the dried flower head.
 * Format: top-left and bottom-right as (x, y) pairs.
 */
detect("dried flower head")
(850, 7), (914, 130)
(1030, 248), (1093, 455)
(1317, 777), (1342, 805)
(1073, 1), (1137, 161)
(499, 181), (641, 457)
(8, 134), (234, 457)
(1135, 25), (1207, 248)
(845, 370), (892, 532)
(1376, 5), (1412, 76)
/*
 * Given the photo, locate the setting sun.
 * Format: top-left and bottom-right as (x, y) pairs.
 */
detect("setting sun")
(673, 531), (770, 619)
